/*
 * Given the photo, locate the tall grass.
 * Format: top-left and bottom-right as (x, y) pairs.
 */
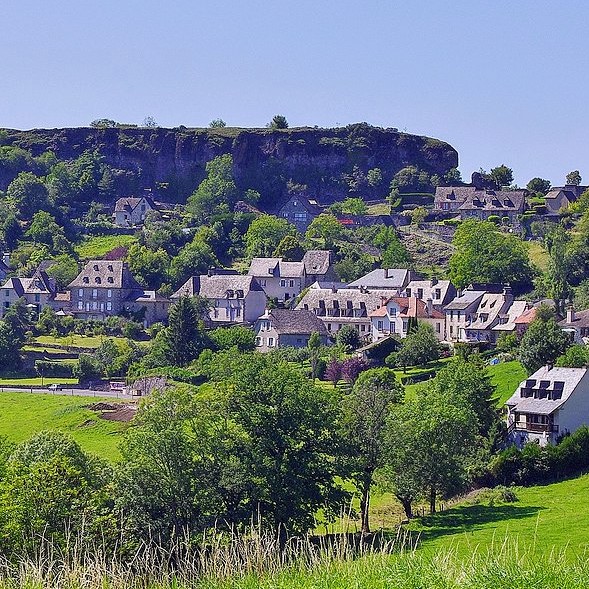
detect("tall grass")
(0, 528), (587, 589)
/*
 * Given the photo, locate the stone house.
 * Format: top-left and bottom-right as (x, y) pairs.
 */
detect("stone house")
(254, 309), (329, 352)
(277, 194), (323, 232)
(559, 306), (589, 343)
(369, 296), (445, 342)
(544, 185), (588, 215)
(404, 278), (456, 308)
(295, 287), (394, 339)
(433, 186), (481, 212)
(506, 366), (589, 447)
(113, 194), (157, 227)
(247, 250), (335, 302)
(458, 189), (527, 223)
(172, 274), (266, 325)
(0, 268), (56, 318)
(443, 288), (487, 342)
(346, 268), (417, 291)
(67, 260), (169, 325)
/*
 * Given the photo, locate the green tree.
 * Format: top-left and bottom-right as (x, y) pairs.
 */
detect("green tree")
(0, 319), (23, 372)
(186, 154), (239, 223)
(209, 119), (226, 128)
(150, 297), (209, 367)
(566, 170), (582, 186)
(25, 211), (70, 254)
(209, 326), (256, 351)
(169, 238), (218, 286)
(336, 325), (361, 351)
(489, 164), (514, 189)
(448, 219), (535, 290)
(305, 213), (342, 248)
(268, 115), (289, 129)
(1, 213), (22, 250)
(45, 254), (79, 290)
(519, 317), (571, 374)
(574, 279), (589, 311)
(307, 331), (322, 381)
(526, 177), (551, 196)
(245, 215), (296, 258)
(385, 385), (477, 516)
(556, 344), (589, 368)
(367, 168), (383, 188)
(341, 368), (402, 533)
(127, 244), (170, 289)
(373, 226), (411, 267)
(273, 234), (305, 261)
(7, 172), (51, 219)
(341, 197), (368, 216)
(392, 322), (440, 370)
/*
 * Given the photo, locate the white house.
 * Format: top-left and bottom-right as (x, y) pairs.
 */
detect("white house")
(506, 366), (589, 447)
(404, 278), (456, 308)
(369, 296), (445, 342)
(247, 258), (306, 302)
(113, 195), (157, 227)
(172, 274), (266, 325)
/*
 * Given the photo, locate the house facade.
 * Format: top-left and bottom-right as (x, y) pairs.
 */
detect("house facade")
(559, 307), (589, 343)
(506, 366), (589, 447)
(295, 287), (394, 339)
(254, 308), (329, 352)
(277, 195), (322, 232)
(444, 289), (487, 342)
(172, 274), (266, 325)
(0, 269), (56, 318)
(369, 296), (445, 342)
(544, 185), (588, 215)
(247, 258), (306, 302)
(458, 189), (526, 223)
(113, 195), (157, 227)
(404, 278), (456, 308)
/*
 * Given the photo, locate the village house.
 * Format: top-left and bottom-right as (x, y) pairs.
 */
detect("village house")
(433, 186), (481, 212)
(276, 194), (323, 232)
(172, 274), (266, 325)
(369, 296), (445, 342)
(295, 287), (394, 338)
(559, 306), (589, 343)
(544, 184), (588, 215)
(514, 306), (538, 338)
(443, 288), (487, 342)
(113, 193), (157, 227)
(404, 278), (456, 308)
(506, 366), (589, 447)
(461, 287), (515, 343)
(458, 189), (527, 223)
(247, 250), (335, 302)
(254, 308), (329, 352)
(67, 260), (169, 325)
(0, 267), (56, 318)
(346, 268), (417, 291)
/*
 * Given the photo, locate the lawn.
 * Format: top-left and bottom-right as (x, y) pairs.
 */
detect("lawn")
(527, 240), (550, 272)
(75, 234), (138, 260)
(0, 392), (127, 460)
(34, 334), (127, 349)
(411, 473), (589, 559)
(0, 377), (78, 386)
(487, 359), (527, 405)
(366, 202), (391, 216)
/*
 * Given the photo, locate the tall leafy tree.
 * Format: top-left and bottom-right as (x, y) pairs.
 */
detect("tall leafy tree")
(245, 215), (296, 258)
(127, 244), (170, 289)
(489, 164), (514, 189)
(449, 219), (535, 290)
(519, 316), (571, 374)
(305, 213), (343, 249)
(7, 172), (51, 219)
(341, 368), (402, 533)
(566, 170), (582, 186)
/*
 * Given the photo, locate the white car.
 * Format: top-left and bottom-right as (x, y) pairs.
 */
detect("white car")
(48, 384), (62, 391)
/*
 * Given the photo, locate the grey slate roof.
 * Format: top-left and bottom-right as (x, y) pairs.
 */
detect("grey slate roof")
(458, 189), (526, 213)
(444, 290), (486, 311)
(434, 186), (480, 206)
(266, 309), (328, 336)
(172, 274), (263, 299)
(1, 269), (55, 296)
(506, 366), (588, 415)
(296, 287), (393, 315)
(346, 269), (412, 290)
(302, 250), (332, 276)
(126, 290), (170, 304)
(560, 309), (589, 329)
(68, 261), (142, 290)
(114, 196), (156, 213)
(248, 258), (305, 278)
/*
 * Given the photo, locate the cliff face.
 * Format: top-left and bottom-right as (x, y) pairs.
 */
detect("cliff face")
(0, 123), (458, 206)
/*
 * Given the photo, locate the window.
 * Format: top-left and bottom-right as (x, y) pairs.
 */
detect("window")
(389, 307), (397, 317)
(100, 302), (104, 311)
(391, 323), (396, 333)
(92, 301), (98, 310)
(280, 279), (286, 287)
(78, 288), (84, 297)
(360, 325), (366, 332)
(450, 325), (454, 335)
(294, 212), (307, 220)
(3, 290), (8, 297)
(95, 277), (101, 284)
(107, 277), (114, 284)
(436, 323), (441, 333)
(77, 301), (83, 310)
(327, 323), (332, 331)
(377, 320), (384, 330)
(83, 277), (89, 284)
(435, 288), (441, 299)
(402, 320), (408, 332)
(106, 302), (112, 311)
(259, 279), (267, 287)
(3, 301), (9, 309)
(34, 294), (40, 302)
(417, 288), (423, 299)
(92, 289), (98, 299)
(107, 289), (112, 298)
(236, 307), (241, 317)
(268, 337), (275, 347)
(93, 264), (99, 271)
(214, 308), (219, 318)
(85, 302), (90, 311)
(255, 337), (262, 346)
(289, 280), (294, 287)
(450, 310), (454, 320)
(296, 338), (303, 344)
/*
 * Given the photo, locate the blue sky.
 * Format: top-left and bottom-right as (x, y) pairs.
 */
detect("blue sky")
(1, 1), (587, 186)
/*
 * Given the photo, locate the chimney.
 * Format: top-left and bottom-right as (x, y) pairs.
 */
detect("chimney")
(426, 298), (433, 315)
(331, 286), (337, 293)
(2, 253), (9, 267)
(207, 268), (213, 277)
(385, 268), (391, 279)
(567, 305), (575, 324)
(430, 276), (438, 287)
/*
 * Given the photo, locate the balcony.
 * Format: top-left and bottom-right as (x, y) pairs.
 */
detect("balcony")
(514, 422), (559, 434)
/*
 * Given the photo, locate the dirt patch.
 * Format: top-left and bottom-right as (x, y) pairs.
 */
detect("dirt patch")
(87, 402), (137, 422)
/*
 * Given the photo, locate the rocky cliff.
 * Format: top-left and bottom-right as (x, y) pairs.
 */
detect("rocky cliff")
(0, 123), (458, 207)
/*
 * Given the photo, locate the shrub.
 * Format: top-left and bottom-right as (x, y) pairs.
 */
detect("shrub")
(34, 360), (75, 378)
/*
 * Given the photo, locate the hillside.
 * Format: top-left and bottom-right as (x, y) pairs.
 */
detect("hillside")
(0, 123), (458, 207)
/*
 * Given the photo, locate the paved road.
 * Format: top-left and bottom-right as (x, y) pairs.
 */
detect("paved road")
(0, 386), (133, 399)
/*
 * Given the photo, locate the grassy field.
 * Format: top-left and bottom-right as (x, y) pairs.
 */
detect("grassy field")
(488, 359), (527, 405)
(0, 392), (127, 460)
(34, 334), (127, 349)
(0, 377), (78, 386)
(75, 234), (138, 259)
(527, 240), (550, 272)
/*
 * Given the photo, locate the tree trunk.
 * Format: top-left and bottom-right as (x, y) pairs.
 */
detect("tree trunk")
(359, 476), (371, 535)
(399, 496), (413, 519)
(429, 487), (436, 514)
